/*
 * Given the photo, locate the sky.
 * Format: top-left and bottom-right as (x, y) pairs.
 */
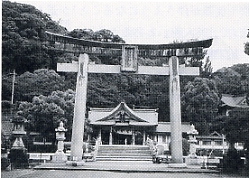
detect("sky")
(9, 0), (249, 72)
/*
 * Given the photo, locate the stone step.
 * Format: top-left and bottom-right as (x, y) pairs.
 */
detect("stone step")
(98, 145), (150, 150)
(96, 145), (152, 161)
(96, 156), (152, 161)
(97, 152), (151, 156)
(98, 149), (151, 153)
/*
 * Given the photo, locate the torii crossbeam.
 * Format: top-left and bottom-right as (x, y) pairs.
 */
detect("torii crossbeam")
(48, 32), (212, 166)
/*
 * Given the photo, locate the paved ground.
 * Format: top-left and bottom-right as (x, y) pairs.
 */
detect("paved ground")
(2, 169), (247, 178)
(0, 169), (223, 178)
(33, 161), (218, 173)
(1, 161), (247, 178)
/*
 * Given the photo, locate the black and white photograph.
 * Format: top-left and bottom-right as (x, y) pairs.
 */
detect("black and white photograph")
(1, 1), (249, 177)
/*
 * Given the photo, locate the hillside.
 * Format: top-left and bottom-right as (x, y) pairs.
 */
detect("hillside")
(213, 63), (249, 95)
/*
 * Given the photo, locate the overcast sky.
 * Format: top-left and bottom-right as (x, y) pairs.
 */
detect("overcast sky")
(10, 1), (249, 71)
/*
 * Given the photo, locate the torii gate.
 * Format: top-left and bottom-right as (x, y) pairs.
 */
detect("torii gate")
(46, 32), (212, 166)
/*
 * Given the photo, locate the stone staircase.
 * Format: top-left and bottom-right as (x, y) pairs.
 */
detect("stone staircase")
(96, 145), (152, 161)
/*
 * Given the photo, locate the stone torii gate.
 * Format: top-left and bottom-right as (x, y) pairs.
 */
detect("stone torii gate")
(46, 32), (212, 166)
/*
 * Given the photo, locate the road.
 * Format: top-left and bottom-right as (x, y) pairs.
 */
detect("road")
(1, 169), (245, 178)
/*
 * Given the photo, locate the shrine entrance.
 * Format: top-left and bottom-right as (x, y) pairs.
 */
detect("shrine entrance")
(113, 130), (132, 145)
(88, 102), (158, 146)
(46, 31), (213, 164)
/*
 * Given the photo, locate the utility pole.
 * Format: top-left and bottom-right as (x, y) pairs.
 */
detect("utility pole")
(10, 69), (16, 105)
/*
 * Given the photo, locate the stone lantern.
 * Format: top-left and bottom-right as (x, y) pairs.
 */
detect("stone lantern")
(52, 121), (67, 162)
(8, 114), (29, 168)
(187, 124), (199, 158)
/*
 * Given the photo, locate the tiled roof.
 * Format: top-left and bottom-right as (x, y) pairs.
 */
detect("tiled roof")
(221, 94), (249, 108)
(89, 102), (158, 126)
(196, 131), (224, 139)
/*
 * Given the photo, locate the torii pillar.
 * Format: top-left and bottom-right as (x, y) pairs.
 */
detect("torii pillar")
(58, 49), (199, 166)
(66, 54), (88, 166)
(169, 56), (184, 165)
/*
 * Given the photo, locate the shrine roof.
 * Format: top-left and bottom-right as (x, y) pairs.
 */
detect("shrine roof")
(196, 131), (224, 140)
(221, 94), (249, 108)
(88, 102), (158, 126)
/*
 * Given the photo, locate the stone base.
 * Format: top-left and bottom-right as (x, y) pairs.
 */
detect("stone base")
(185, 157), (202, 165)
(52, 151), (67, 163)
(9, 148), (29, 169)
(66, 160), (85, 166)
(168, 163), (187, 168)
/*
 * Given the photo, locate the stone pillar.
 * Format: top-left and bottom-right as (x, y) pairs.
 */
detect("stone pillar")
(169, 56), (184, 164)
(53, 121), (67, 162)
(132, 129), (135, 145)
(154, 135), (157, 142)
(67, 54), (89, 166)
(187, 124), (199, 158)
(109, 126), (112, 145)
(98, 128), (102, 145)
(143, 130), (146, 145)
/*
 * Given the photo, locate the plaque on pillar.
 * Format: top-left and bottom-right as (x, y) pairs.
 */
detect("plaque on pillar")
(121, 45), (138, 72)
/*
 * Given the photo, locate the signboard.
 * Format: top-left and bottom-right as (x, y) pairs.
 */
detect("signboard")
(121, 45), (138, 72)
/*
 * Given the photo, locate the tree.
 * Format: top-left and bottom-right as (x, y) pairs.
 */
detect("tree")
(2, 69), (66, 102)
(67, 28), (125, 43)
(201, 56), (213, 78)
(2, 1), (67, 74)
(219, 109), (249, 172)
(18, 95), (64, 142)
(245, 42), (249, 56)
(213, 64), (249, 95)
(182, 77), (220, 135)
(67, 29), (95, 40)
(223, 110), (249, 150)
(17, 89), (92, 142)
(244, 30), (249, 55)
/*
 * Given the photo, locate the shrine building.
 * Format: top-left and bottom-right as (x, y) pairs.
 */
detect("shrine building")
(88, 102), (191, 150)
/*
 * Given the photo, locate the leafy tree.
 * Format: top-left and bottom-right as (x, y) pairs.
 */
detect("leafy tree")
(182, 77), (220, 135)
(2, 69), (66, 102)
(223, 110), (249, 150)
(67, 28), (125, 43)
(67, 29), (95, 40)
(244, 30), (249, 55)
(18, 95), (64, 142)
(2, 1), (67, 74)
(213, 64), (249, 95)
(221, 109), (249, 172)
(245, 42), (249, 56)
(201, 56), (213, 78)
(17, 89), (92, 142)
(210, 115), (228, 134)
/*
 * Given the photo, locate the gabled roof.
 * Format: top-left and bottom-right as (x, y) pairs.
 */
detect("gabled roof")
(209, 131), (222, 137)
(88, 102), (158, 126)
(97, 102), (147, 122)
(221, 94), (249, 108)
(196, 131), (224, 139)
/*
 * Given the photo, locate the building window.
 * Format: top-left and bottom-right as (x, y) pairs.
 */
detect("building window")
(215, 141), (223, 146)
(202, 141), (211, 145)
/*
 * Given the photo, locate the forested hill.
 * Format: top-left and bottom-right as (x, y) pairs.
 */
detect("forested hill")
(2, 1), (249, 127)
(2, 1), (67, 74)
(2, 1), (125, 74)
(213, 64), (249, 96)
